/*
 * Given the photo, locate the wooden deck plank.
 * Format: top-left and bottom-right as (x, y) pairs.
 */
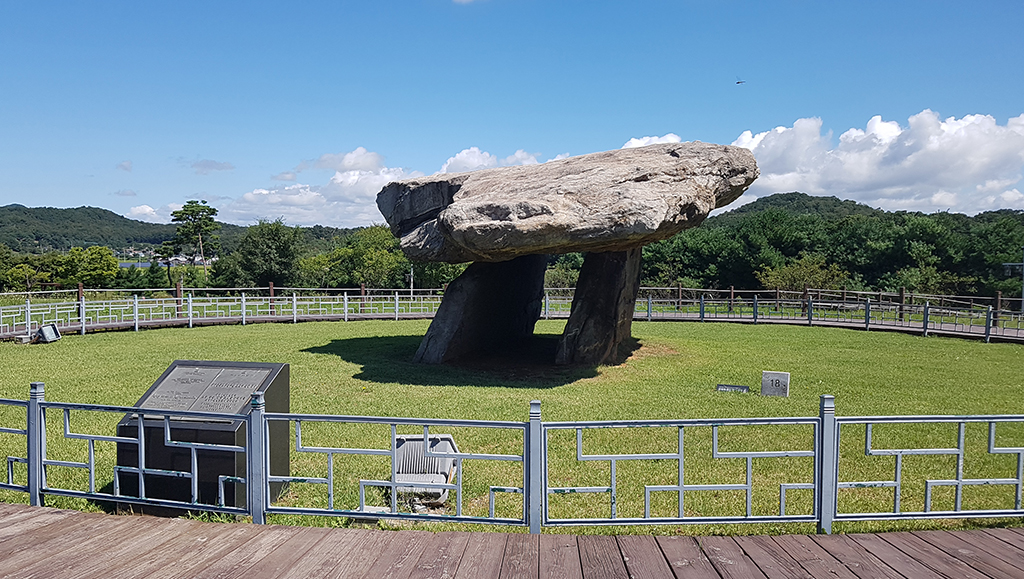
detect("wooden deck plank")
(981, 527), (1024, 553)
(14, 516), (191, 578)
(499, 533), (540, 579)
(539, 534), (582, 579)
(0, 515), (155, 576)
(847, 533), (943, 579)
(454, 531), (508, 579)
(5, 503), (1024, 579)
(734, 536), (813, 579)
(578, 535), (628, 579)
(809, 534), (904, 579)
(363, 529), (434, 579)
(699, 536), (768, 579)
(915, 529), (1024, 579)
(959, 530), (1024, 573)
(653, 535), (719, 579)
(769, 535), (859, 579)
(274, 527), (393, 579)
(225, 526), (335, 579)
(617, 535), (674, 579)
(0, 511), (118, 561)
(188, 525), (317, 579)
(408, 532), (472, 579)
(879, 532), (992, 579)
(116, 519), (269, 579)
(0, 505), (76, 542)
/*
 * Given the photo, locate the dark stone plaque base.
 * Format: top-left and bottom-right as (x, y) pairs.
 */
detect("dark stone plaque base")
(115, 361), (290, 514)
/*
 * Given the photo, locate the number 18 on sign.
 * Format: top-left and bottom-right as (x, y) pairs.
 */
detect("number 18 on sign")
(761, 371), (790, 397)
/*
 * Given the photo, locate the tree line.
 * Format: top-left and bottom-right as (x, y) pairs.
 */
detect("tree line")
(2, 193), (1022, 298)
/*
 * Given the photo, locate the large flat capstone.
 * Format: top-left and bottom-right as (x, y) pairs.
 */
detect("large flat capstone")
(377, 142), (758, 263)
(375, 142), (758, 365)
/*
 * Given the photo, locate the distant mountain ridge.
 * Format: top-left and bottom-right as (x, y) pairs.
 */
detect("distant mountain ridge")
(3, 193), (1018, 254)
(0, 204), (358, 254)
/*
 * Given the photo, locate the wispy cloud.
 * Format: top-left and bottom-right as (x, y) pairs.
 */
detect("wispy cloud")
(191, 159), (235, 175)
(113, 189), (137, 197)
(116, 160), (133, 172)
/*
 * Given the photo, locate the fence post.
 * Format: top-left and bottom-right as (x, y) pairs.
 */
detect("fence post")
(133, 294), (139, 332)
(699, 295), (705, 322)
(241, 293), (247, 326)
(922, 301), (930, 337)
(187, 294), (194, 328)
(80, 296), (87, 335)
(728, 285), (735, 313)
(248, 392), (267, 525)
(807, 297), (813, 326)
(899, 287), (907, 322)
(647, 295), (652, 321)
(985, 306), (993, 343)
(527, 400), (542, 534)
(269, 282), (275, 317)
(27, 382), (45, 507)
(395, 292), (400, 321)
(817, 395), (837, 535)
(544, 292), (549, 320)
(753, 294), (758, 324)
(24, 298), (31, 338)
(344, 293), (349, 322)
(996, 291), (1002, 323)
(864, 298), (871, 331)
(292, 293), (298, 324)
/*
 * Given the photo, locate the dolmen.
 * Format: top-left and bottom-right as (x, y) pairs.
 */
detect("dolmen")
(376, 142), (758, 365)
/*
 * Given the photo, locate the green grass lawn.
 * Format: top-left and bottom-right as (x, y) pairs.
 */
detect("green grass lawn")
(1, 319), (1022, 535)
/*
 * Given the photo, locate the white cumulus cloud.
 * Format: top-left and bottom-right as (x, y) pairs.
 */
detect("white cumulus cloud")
(622, 133), (682, 149)
(732, 110), (1024, 214)
(440, 147), (498, 173)
(440, 147), (549, 173)
(218, 147), (422, 227)
(126, 204), (181, 223)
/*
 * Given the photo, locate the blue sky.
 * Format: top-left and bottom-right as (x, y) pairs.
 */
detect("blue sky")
(1, 0), (1022, 227)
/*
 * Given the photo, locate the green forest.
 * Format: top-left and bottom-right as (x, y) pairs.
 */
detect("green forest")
(1, 193), (1023, 298)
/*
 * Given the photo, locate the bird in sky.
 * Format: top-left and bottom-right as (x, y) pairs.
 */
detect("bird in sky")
(736, 77), (746, 84)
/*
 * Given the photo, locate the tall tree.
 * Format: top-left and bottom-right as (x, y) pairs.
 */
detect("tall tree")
(170, 200), (220, 281)
(221, 219), (304, 287)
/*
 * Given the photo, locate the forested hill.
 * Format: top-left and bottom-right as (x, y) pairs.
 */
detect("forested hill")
(0, 205), (354, 254)
(706, 192), (884, 227)
(0, 205), (181, 252)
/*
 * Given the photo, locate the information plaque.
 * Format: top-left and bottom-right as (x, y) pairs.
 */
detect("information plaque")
(116, 360), (289, 512)
(761, 371), (791, 397)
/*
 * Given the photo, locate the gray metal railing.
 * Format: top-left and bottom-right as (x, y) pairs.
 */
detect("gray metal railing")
(4, 385), (1024, 533)
(3, 291), (1022, 343)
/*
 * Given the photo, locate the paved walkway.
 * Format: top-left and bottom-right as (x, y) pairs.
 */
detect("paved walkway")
(3, 502), (1024, 578)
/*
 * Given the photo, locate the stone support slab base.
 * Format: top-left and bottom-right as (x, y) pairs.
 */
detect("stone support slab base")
(414, 254), (547, 364)
(555, 249), (642, 365)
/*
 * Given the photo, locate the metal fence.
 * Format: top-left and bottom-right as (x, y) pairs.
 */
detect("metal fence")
(3, 289), (1023, 343)
(4, 385), (1024, 534)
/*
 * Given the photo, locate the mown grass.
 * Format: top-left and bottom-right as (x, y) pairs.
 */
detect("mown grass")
(1, 319), (1022, 535)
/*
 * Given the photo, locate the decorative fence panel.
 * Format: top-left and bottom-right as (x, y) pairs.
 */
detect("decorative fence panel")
(4, 385), (1024, 533)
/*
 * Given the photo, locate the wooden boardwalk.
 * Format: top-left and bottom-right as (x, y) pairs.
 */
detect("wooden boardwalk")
(4, 503), (1024, 578)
